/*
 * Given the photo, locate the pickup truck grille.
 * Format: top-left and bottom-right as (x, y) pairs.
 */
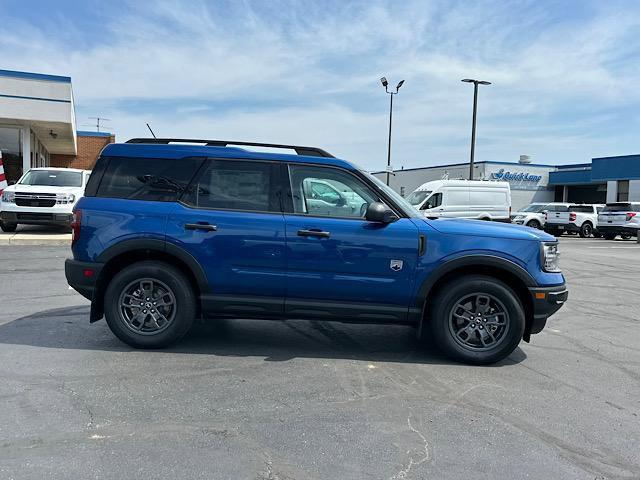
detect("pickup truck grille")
(14, 193), (57, 208)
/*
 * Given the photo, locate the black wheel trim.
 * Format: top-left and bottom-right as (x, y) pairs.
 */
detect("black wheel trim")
(118, 278), (177, 336)
(448, 292), (510, 351)
(583, 224), (592, 236)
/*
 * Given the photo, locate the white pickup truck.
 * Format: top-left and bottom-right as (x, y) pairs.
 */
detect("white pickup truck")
(544, 204), (604, 238)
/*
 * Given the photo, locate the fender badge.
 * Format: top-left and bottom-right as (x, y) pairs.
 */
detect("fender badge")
(390, 260), (403, 272)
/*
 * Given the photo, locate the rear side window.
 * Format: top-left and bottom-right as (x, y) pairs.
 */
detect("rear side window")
(183, 159), (279, 212)
(547, 205), (568, 212)
(96, 157), (203, 202)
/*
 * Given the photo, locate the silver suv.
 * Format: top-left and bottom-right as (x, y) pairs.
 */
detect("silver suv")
(598, 203), (640, 240)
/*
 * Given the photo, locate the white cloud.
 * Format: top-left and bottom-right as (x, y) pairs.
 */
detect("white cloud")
(2, 0), (640, 168)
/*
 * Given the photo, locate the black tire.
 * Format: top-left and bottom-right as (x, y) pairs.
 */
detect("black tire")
(104, 261), (196, 348)
(428, 275), (525, 365)
(0, 221), (17, 232)
(526, 219), (541, 229)
(621, 234), (632, 240)
(579, 222), (593, 238)
(604, 233), (616, 240)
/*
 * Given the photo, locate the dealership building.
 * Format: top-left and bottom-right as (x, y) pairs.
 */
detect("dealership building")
(0, 69), (114, 184)
(374, 155), (640, 210)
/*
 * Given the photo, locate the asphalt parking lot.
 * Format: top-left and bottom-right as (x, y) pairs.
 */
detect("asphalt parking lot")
(0, 237), (639, 479)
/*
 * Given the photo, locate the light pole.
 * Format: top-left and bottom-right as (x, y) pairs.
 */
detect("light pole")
(380, 77), (405, 185)
(461, 78), (491, 180)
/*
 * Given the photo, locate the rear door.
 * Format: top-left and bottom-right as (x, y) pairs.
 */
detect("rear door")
(166, 158), (287, 317)
(599, 203), (632, 226)
(282, 163), (420, 322)
(546, 204), (569, 226)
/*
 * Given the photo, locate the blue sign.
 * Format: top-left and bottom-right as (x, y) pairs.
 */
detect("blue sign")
(490, 169), (542, 184)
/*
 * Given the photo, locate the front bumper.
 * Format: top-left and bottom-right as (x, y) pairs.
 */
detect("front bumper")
(1, 210), (73, 226)
(527, 283), (568, 337)
(65, 258), (103, 301)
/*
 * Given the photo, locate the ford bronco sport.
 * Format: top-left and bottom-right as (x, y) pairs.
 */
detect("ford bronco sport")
(65, 139), (567, 364)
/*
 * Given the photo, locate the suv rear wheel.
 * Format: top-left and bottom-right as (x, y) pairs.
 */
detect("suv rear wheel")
(104, 261), (196, 348)
(579, 222), (593, 238)
(428, 275), (525, 364)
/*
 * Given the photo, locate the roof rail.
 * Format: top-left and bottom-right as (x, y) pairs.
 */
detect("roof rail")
(125, 138), (335, 158)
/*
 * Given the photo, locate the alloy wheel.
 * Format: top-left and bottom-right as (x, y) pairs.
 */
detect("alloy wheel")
(448, 293), (510, 351)
(118, 278), (176, 335)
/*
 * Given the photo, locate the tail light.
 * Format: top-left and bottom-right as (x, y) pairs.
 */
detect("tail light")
(71, 209), (82, 246)
(627, 212), (637, 221)
(569, 212), (576, 222)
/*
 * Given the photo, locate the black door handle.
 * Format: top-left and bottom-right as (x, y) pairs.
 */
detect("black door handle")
(184, 223), (217, 232)
(297, 229), (330, 238)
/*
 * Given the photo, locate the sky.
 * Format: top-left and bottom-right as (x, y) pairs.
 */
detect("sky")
(2, 0), (640, 171)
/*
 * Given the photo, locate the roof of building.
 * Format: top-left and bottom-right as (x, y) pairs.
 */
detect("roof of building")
(77, 131), (114, 138)
(101, 142), (355, 169)
(0, 69), (72, 83)
(371, 160), (558, 174)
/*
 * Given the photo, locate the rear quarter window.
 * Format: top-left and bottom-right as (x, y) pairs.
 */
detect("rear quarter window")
(96, 157), (203, 202)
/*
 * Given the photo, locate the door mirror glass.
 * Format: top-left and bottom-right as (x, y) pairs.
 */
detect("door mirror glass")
(365, 202), (398, 223)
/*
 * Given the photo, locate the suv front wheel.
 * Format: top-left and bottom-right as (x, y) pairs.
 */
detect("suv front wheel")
(104, 261), (196, 348)
(429, 275), (525, 364)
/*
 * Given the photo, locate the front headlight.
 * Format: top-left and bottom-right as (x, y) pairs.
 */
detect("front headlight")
(512, 215), (524, 220)
(56, 193), (76, 204)
(1, 191), (15, 203)
(541, 242), (561, 272)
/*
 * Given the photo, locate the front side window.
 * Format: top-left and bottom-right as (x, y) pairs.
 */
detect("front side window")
(423, 193), (442, 210)
(184, 160), (279, 212)
(20, 169), (83, 187)
(97, 157), (202, 202)
(288, 165), (378, 218)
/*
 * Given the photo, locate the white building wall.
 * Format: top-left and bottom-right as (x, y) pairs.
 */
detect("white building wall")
(606, 181), (617, 203)
(374, 162), (555, 210)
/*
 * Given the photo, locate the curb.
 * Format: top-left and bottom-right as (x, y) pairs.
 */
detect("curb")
(0, 235), (71, 246)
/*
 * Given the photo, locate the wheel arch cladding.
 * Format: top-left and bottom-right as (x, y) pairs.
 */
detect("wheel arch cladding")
(416, 256), (535, 341)
(91, 240), (208, 322)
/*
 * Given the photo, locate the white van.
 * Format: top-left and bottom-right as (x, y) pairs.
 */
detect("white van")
(405, 179), (512, 221)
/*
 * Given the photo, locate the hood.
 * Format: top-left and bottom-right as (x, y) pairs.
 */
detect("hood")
(6, 184), (84, 194)
(424, 218), (555, 241)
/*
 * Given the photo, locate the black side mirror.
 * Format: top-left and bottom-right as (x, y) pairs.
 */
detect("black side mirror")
(365, 202), (398, 224)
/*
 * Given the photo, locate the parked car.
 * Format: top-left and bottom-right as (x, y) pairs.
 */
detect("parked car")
(0, 167), (91, 232)
(65, 138), (567, 365)
(406, 179), (511, 222)
(597, 202), (640, 240)
(544, 204), (604, 238)
(510, 202), (570, 229)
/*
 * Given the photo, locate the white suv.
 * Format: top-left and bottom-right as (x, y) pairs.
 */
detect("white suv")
(597, 202), (640, 240)
(0, 168), (90, 232)
(511, 202), (569, 229)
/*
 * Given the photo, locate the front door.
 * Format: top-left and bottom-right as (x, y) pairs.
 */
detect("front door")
(283, 164), (420, 323)
(166, 158), (287, 317)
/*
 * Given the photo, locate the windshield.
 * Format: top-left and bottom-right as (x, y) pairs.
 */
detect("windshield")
(405, 190), (431, 206)
(20, 170), (83, 187)
(362, 172), (421, 217)
(521, 204), (547, 213)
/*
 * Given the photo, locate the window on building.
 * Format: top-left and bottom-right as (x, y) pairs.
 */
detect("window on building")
(0, 127), (23, 183)
(617, 180), (629, 202)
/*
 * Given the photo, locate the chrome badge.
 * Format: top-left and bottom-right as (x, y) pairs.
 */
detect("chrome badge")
(390, 260), (403, 272)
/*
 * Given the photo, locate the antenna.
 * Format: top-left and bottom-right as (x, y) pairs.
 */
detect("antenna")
(146, 123), (157, 138)
(88, 116), (111, 133)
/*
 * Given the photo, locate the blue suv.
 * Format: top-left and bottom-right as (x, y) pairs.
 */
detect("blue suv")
(65, 139), (567, 364)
